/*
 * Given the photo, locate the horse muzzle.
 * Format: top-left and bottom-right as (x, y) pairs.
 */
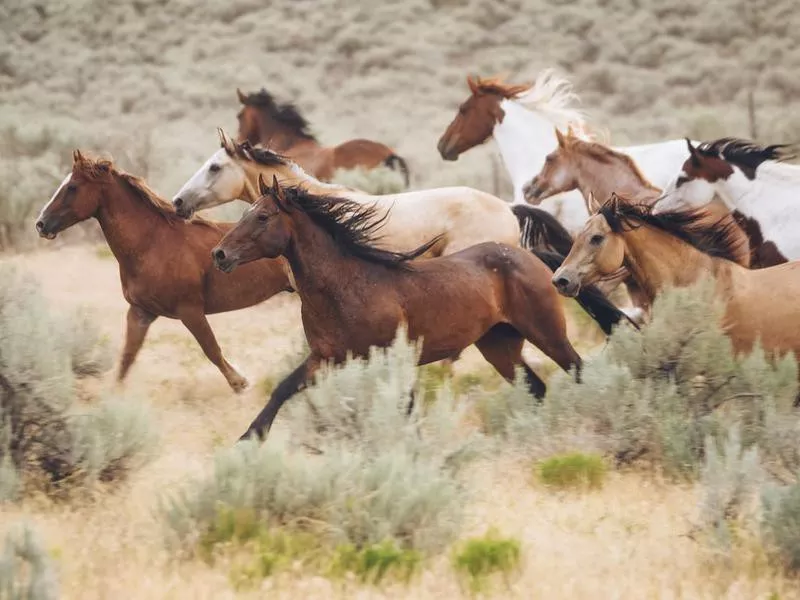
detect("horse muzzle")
(172, 196), (195, 219)
(35, 218), (58, 240)
(212, 247), (238, 273)
(523, 180), (543, 204)
(437, 138), (459, 161)
(551, 271), (581, 298)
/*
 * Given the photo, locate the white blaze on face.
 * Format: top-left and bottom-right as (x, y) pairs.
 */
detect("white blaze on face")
(37, 172), (72, 221)
(173, 148), (246, 212)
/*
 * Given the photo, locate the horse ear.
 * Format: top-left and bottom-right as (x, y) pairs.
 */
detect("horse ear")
(236, 88), (247, 104)
(587, 191), (602, 214)
(270, 174), (290, 212)
(686, 138), (701, 166)
(555, 127), (567, 149)
(467, 75), (479, 94)
(566, 124), (575, 138)
(218, 128), (235, 156)
(73, 149), (84, 164)
(257, 173), (270, 196)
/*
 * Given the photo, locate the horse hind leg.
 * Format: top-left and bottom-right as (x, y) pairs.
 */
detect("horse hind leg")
(474, 324), (547, 399)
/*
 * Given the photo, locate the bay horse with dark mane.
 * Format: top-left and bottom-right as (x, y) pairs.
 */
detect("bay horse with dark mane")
(35, 151), (293, 392)
(236, 88), (410, 186)
(212, 175), (634, 442)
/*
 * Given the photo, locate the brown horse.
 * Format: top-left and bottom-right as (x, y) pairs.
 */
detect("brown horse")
(552, 195), (800, 363)
(236, 88), (409, 186)
(523, 128), (755, 318)
(34, 152), (293, 391)
(211, 176), (632, 442)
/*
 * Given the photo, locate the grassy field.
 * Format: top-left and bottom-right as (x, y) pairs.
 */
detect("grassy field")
(2, 1), (800, 597)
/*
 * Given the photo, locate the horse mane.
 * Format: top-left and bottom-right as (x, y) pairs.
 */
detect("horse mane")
(234, 140), (290, 166)
(279, 185), (441, 269)
(239, 88), (317, 141)
(599, 198), (747, 264)
(513, 69), (589, 133)
(697, 137), (796, 173)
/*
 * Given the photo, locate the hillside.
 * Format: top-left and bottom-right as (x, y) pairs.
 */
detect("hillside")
(2, 0), (799, 208)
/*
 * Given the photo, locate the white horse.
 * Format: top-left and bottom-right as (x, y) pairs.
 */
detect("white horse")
(657, 137), (799, 261)
(437, 70), (695, 235)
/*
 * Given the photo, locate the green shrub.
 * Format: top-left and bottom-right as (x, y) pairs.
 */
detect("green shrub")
(330, 165), (407, 195)
(486, 278), (799, 479)
(452, 528), (521, 593)
(0, 264), (154, 499)
(537, 452), (607, 490)
(163, 328), (483, 566)
(328, 540), (421, 584)
(0, 523), (59, 600)
(761, 481), (800, 573)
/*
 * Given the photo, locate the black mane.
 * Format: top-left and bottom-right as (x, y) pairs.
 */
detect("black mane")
(599, 199), (747, 264)
(241, 88), (317, 141)
(697, 137), (796, 176)
(279, 186), (441, 269)
(235, 140), (289, 166)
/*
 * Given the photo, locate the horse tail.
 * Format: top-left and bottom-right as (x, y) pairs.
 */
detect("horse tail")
(512, 204), (574, 256)
(531, 248), (639, 335)
(384, 154), (410, 188)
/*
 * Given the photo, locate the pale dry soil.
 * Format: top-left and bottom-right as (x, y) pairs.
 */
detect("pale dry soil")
(1, 245), (798, 599)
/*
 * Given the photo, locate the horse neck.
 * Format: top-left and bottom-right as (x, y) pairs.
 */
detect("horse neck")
(282, 211), (361, 305)
(245, 163), (351, 203)
(493, 100), (558, 202)
(575, 155), (661, 206)
(95, 175), (169, 267)
(619, 224), (723, 301)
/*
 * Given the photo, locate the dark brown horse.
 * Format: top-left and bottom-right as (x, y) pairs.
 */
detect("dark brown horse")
(236, 88), (410, 186)
(35, 152), (293, 391)
(212, 175), (632, 442)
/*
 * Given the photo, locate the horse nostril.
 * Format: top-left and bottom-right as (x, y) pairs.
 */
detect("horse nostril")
(553, 276), (570, 289)
(173, 197), (184, 208)
(35, 220), (44, 233)
(213, 248), (226, 262)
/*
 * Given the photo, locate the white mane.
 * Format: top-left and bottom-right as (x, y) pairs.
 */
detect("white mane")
(513, 69), (592, 138)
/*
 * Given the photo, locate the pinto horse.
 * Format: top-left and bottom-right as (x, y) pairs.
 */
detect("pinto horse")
(236, 88), (410, 186)
(657, 137), (797, 266)
(524, 128), (756, 319)
(436, 70), (696, 234)
(34, 152), (293, 391)
(551, 195), (800, 371)
(211, 176), (634, 442)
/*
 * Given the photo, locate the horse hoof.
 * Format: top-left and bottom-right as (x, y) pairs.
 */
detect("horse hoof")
(230, 377), (250, 394)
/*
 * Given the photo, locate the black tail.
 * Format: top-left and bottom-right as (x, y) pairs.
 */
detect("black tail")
(512, 204), (574, 256)
(384, 154), (410, 188)
(532, 249), (639, 335)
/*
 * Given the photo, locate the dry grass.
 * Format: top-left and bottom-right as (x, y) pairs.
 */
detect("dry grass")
(0, 247), (798, 598)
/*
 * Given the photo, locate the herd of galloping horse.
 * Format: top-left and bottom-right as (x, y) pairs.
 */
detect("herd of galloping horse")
(34, 70), (800, 442)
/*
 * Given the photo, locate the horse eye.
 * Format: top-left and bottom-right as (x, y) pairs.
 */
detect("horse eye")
(257, 213), (269, 223)
(590, 234), (604, 245)
(209, 163), (221, 173)
(66, 184), (77, 192)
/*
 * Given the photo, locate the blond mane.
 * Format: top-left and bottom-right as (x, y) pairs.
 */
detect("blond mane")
(513, 69), (595, 140)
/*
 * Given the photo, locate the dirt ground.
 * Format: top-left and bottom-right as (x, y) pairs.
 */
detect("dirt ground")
(1, 244), (797, 599)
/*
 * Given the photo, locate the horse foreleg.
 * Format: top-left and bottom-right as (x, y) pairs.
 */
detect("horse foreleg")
(179, 307), (248, 393)
(117, 305), (157, 383)
(239, 355), (319, 442)
(474, 324), (547, 400)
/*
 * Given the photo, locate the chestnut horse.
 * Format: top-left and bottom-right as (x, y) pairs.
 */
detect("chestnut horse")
(211, 176), (634, 442)
(35, 152), (293, 391)
(236, 88), (409, 186)
(524, 128), (755, 318)
(657, 137), (796, 266)
(551, 195), (800, 371)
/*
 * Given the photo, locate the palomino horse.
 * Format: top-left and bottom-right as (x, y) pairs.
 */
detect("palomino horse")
(211, 176), (631, 441)
(173, 131), (632, 333)
(551, 195), (800, 370)
(657, 137), (797, 266)
(523, 128), (755, 318)
(436, 70), (696, 234)
(34, 152), (293, 392)
(236, 88), (409, 186)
